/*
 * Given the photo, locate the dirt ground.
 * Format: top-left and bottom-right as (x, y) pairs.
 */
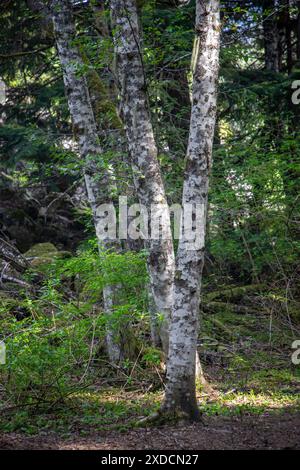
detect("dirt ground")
(0, 413), (299, 450)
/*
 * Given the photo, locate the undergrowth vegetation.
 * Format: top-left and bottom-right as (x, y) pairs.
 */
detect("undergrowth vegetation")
(0, 238), (299, 435)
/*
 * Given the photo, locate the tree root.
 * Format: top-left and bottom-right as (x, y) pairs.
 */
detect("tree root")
(136, 405), (204, 427)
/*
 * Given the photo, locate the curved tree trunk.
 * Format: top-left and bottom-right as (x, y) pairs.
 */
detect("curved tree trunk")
(162, 0), (221, 421)
(110, 0), (175, 353)
(50, 0), (123, 363)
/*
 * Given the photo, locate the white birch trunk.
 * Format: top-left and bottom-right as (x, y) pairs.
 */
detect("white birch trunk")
(163, 0), (221, 420)
(50, 0), (122, 363)
(110, 0), (175, 353)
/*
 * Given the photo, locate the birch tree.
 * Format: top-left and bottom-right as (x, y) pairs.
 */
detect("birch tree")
(110, 0), (175, 352)
(50, 0), (122, 363)
(162, 0), (221, 420)
(110, 0), (220, 418)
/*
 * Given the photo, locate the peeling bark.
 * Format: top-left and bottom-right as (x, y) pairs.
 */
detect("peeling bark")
(0, 273), (32, 289)
(0, 237), (29, 273)
(50, 0), (122, 363)
(110, 0), (175, 352)
(162, 0), (221, 420)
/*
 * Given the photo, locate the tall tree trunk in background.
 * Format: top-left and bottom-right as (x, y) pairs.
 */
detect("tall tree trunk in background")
(278, 0), (292, 73)
(278, 0), (286, 71)
(263, 0), (280, 72)
(297, 0), (300, 62)
(110, 0), (175, 353)
(162, 0), (221, 420)
(50, 0), (122, 363)
(284, 0), (292, 73)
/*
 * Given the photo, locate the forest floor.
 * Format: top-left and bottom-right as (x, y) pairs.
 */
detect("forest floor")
(0, 413), (300, 450)
(1, 304), (300, 450)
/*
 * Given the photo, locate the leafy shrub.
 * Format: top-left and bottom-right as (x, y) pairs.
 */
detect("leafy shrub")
(0, 240), (150, 408)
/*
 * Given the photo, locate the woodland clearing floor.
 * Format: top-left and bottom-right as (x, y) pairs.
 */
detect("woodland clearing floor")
(1, 306), (299, 450)
(0, 413), (300, 450)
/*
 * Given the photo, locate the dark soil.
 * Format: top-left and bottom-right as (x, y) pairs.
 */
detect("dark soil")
(0, 413), (299, 450)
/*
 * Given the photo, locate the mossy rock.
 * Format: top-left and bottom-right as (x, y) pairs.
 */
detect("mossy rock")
(0, 292), (18, 314)
(24, 242), (71, 268)
(288, 307), (300, 321)
(0, 291), (17, 305)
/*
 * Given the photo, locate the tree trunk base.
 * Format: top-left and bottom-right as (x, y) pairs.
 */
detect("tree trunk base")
(137, 405), (203, 427)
